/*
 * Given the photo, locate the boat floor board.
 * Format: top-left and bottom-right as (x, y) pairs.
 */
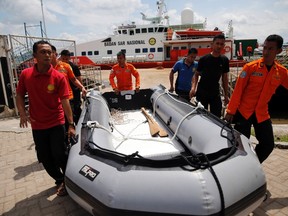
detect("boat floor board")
(109, 108), (183, 159)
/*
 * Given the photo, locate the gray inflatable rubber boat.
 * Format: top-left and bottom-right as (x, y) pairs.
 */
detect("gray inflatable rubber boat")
(65, 85), (266, 216)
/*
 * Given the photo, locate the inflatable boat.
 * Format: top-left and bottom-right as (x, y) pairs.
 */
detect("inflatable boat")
(65, 85), (267, 216)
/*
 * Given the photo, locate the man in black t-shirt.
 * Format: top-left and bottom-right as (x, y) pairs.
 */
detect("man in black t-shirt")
(60, 50), (83, 124)
(189, 34), (229, 117)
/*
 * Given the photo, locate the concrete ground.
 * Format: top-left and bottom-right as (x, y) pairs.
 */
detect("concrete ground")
(0, 68), (287, 216)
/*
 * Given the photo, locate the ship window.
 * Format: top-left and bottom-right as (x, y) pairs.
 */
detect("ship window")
(135, 48), (141, 53)
(148, 28), (154, 33)
(157, 47), (163, 52)
(158, 27), (164, 32)
(141, 28), (147, 33)
(135, 29), (141, 34)
(107, 50), (112, 55)
(181, 46), (187, 50)
(123, 30), (127, 34)
(70, 52), (75, 56)
(81, 51), (86, 56)
(118, 30), (121, 34)
(164, 27), (168, 32)
(173, 47), (179, 50)
(154, 27), (158, 32)
(150, 48), (156, 52)
(94, 51), (99, 55)
(88, 51), (93, 55)
(129, 30), (134, 35)
(142, 48), (148, 53)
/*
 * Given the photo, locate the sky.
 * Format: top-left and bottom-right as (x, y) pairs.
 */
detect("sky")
(1, 0), (288, 45)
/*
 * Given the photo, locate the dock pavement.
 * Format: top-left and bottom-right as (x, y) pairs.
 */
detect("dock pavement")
(0, 118), (288, 216)
(0, 68), (287, 215)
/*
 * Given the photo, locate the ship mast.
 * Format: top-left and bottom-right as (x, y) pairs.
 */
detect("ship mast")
(227, 20), (233, 39)
(141, 0), (169, 25)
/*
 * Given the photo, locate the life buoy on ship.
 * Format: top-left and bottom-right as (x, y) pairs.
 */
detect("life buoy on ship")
(224, 46), (231, 53)
(148, 53), (154, 59)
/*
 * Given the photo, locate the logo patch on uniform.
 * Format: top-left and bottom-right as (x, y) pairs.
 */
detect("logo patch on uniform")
(47, 84), (55, 93)
(273, 74), (280, 80)
(239, 71), (247, 78)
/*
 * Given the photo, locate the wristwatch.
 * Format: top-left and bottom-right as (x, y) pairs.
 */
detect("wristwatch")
(68, 122), (75, 128)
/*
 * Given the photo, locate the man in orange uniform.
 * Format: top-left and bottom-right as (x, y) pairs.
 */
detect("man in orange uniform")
(51, 46), (87, 101)
(246, 45), (253, 59)
(225, 34), (288, 163)
(109, 51), (140, 94)
(51, 45), (87, 152)
(59, 50), (83, 124)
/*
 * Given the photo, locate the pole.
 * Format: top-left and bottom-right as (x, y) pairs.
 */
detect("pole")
(40, 0), (47, 38)
(24, 22), (29, 49)
(0, 60), (9, 107)
(40, 21), (44, 38)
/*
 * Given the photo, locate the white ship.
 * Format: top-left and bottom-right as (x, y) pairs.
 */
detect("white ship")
(71, 0), (234, 69)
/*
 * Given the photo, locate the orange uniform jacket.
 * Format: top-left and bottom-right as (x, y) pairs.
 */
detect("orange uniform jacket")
(109, 63), (140, 91)
(227, 58), (288, 123)
(55, 61), (75, 100)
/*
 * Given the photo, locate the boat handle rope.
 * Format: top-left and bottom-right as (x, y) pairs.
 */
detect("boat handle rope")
(171, 102), (204, 141)
(85, 91), (172, 146)
(152, 89), (193, 117)
(220, 122), (237, 147)
(86, 122), (236, 171)
(86, 120), (174, 149)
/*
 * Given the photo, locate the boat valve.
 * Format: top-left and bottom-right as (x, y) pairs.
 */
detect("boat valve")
(87, 121), (100, 128)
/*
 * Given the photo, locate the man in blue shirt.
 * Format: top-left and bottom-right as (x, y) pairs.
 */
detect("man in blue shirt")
(169, 48), (198, 101)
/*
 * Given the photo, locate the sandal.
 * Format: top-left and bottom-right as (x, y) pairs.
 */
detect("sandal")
(57, 182), (68, 196)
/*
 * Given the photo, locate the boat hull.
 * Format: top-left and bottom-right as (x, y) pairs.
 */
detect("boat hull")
(65, 86), (266, 216)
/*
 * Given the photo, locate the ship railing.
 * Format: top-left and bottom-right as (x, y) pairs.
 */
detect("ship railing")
(80, 65), (105, 90)
(276, 48), (288, 69)
(135, 54), (146, 62)
(112, 56), (117, 63)
(126, 55), (135, 62)
(101, 57), (112, 63)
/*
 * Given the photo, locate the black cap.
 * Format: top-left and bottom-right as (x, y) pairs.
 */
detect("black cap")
(117, 50), (126, 57)
(60, 49), (71, 56)
(188, 48), (198, 55)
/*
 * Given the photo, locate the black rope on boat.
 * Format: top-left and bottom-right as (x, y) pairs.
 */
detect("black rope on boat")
(197, 153), (225, 216)
(220, 122), (236, 145)
(180, 153), (201, 170)
(87, 139), (193, 168)
(124, 151), (140, 163)
(200, 122), (239, 167)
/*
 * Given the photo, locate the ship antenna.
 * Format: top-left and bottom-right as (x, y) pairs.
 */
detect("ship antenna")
(157, 0), (169, 25)
(227, 20), (233, 38)
(141, 0), (169, 25)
